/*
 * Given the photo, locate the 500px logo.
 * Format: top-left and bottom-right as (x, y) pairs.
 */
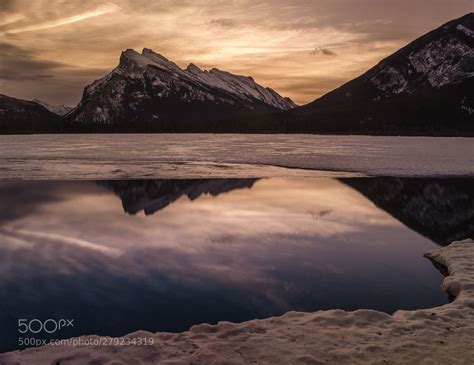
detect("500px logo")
(18, 318), (74, 334)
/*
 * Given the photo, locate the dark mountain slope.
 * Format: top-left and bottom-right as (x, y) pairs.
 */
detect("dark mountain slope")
(283, 13), (474, 136)
(0, 94), (63, 133)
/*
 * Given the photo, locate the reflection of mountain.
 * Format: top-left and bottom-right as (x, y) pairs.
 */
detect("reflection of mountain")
(341, 178), (474, 245)
(100, 177), (473, 246)
(99, 179), (258, 215)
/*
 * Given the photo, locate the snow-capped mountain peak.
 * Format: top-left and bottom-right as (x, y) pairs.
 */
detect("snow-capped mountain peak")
(118, 48), (182, 75)
(68, 48), (296, 127)
(113, 48), (297, 110)
(186, 63), (203, 74)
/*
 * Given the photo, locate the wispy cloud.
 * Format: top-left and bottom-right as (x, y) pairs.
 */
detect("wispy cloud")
(310, 46), (337, 56)
(1, 0), (472, 105)
(0, 13), (24, 27)
(209, 18), (236, 28)
(2, 2), (121, 35)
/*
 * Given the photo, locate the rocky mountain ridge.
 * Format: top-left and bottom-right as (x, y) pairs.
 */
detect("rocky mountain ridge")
(66, 48), (296, 130)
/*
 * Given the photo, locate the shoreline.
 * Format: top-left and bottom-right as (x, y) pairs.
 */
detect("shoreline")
(1, 239), (473, 364)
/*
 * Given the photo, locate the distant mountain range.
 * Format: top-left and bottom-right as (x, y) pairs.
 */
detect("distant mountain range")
(32, 99), (72, 116)
(0, 94), (63, 133)
(0, 13), (472, 135)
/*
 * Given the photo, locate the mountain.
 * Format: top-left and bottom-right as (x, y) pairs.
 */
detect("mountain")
(283, 13), (474, 136)
(2, 14), (472, 135)
(98, 179), (258, 215)
(66, 49), (296, 131)
(0, 94), (63, 133)
(341, 177), (474, 245)
(32, 99), (72, 116)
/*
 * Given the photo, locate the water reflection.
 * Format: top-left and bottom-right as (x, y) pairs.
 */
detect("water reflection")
(1, 177), (469, 352)
(98, 179), (257, 215)
(341, 178), (474, 245)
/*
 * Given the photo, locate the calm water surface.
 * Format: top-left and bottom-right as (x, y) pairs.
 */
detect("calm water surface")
(2, 177), (470, 352)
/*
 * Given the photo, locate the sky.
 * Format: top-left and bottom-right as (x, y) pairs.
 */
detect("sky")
(0, 0), (472, 106)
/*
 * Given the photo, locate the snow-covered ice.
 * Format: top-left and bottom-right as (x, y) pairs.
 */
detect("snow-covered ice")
(0, 134), (472, 180)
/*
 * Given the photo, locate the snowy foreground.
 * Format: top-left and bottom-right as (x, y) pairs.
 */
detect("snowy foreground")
(1, 240), (473, 365)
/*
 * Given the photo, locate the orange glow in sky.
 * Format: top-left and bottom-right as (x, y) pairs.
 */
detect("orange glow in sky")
(0, 0), (472, 105)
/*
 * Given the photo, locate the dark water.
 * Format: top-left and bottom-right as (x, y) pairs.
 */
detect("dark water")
(0, 177), (472, 353)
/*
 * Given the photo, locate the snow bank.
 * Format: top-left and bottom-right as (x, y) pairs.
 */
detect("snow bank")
(1, 239), (473, 365)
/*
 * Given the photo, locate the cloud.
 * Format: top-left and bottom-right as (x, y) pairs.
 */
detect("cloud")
(209, 18), (236, 28)
(0, 42), (66, 80)
(1, 2), (121, 35)
(0, 41), (110, 105)
(0, 13), (24, 26)
(1, 0), (472, 105)
(0, 0), (13, 11)
(310, 46), (337, 56)
(0, 41), (106, 82)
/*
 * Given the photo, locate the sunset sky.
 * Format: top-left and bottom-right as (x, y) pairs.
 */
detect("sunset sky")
(0, 0), (472, 106)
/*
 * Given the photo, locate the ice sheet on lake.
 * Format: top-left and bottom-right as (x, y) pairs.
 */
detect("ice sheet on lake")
(0, 134), (472, 180)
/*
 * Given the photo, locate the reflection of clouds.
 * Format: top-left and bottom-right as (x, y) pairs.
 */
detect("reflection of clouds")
(0, 177), (446, 338)
(0, 179), (437, 271)
(0, 181), (65, 223)
(0, 178), (423, 276)
(0, 231), (33, 248)
(1, 228), (123, 257)
(1, 178), (400, 254)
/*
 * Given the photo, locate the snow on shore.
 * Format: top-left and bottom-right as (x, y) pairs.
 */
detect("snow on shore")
(1, 239), (473, 365)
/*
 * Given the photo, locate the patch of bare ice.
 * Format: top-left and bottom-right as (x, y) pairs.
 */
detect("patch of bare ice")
(1, 239), (473, 364)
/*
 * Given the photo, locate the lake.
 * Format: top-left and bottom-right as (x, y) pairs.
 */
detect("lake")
(0, 134), (472, 353)
(2, 176), (473, 353)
